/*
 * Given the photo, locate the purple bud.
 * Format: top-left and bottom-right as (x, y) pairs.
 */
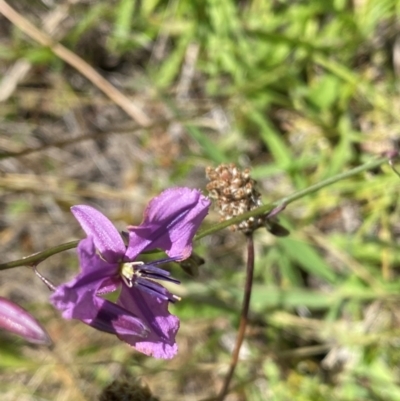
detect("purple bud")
(0, 297), (52, 345)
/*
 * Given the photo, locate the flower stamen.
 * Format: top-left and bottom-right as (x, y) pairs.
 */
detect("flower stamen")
(120, 261), (144, 287)
(120, 259), (181, 303)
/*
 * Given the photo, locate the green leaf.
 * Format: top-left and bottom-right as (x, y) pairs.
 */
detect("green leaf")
(113, 0), (135, 44)
(251, 286), (336, 310)
(307, 74), (340, 111)
(185, 124), (228, 163)
(278, 237), (337, 283)
(23, 47), (54, 64)
(248, 109), (292, 167)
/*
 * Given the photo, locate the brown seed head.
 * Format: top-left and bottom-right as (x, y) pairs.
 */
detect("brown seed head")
(206, 163), (266, 233)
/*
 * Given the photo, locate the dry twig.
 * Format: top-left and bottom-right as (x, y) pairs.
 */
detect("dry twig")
(0, 0), (151, 126)
(0, 0), (78, 101)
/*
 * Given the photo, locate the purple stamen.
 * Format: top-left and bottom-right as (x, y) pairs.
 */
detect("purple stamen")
(135, 277), (177, 302)
(137, 262), (181, 285)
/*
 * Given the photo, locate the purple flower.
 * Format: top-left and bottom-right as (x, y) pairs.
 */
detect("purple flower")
(0, 297), (52, 345)
(51, 188), (210, 359)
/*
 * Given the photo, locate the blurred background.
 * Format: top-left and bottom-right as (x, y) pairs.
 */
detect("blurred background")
(1, 0), (400, 400)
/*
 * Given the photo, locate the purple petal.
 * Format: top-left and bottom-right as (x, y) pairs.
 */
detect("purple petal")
(126, 188), (210, 260)
(117, 285), (179, 359)
(77, 294), (149, 338)
(77, 237), (120, 280)
(0, 297), (52, 345)
(50, 235), (150, 340)
(71, 205), (126, 263)
(50, 238), (119, 316)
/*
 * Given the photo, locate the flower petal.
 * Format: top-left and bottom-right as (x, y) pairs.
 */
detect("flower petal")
(76, 237), (119, 280)
(126, 188), (210, 260)
(77, 294), (149, 338)
(71, 205), (126, 263)
(51, 238), (120, 318)
(0, 297), (52, 345)
(117, 285), (179, 359)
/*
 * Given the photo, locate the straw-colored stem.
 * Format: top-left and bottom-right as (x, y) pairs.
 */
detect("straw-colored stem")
(0, 0), (151, 126)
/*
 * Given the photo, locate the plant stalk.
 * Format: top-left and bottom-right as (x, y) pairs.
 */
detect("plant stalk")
(217, 234), (255, 400)
(0, 155), (390, 271)
(195, 155), (388, 240)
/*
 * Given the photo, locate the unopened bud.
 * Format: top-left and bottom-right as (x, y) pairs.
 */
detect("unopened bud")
(0, 297), (52, 345)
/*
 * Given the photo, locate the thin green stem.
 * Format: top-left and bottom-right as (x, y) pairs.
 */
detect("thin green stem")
(195, 156), (388, 240)
(276, 156), (387, 205)
(0, 241), (79, 271)
(0, 155), (390, 271)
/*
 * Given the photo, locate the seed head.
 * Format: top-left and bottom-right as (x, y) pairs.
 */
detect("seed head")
(206, 163), (265, 234)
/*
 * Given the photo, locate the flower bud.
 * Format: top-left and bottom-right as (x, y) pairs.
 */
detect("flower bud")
(0, 297), (52, 345)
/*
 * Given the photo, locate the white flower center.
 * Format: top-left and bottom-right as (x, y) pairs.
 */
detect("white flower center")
(120, 261), (144, 287)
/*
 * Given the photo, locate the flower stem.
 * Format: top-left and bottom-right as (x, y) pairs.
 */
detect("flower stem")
(195, 155), (389, 240)
(217, 234), (255, 400)
(0, 240), (79, 271)
(0, 155), (390, 271)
